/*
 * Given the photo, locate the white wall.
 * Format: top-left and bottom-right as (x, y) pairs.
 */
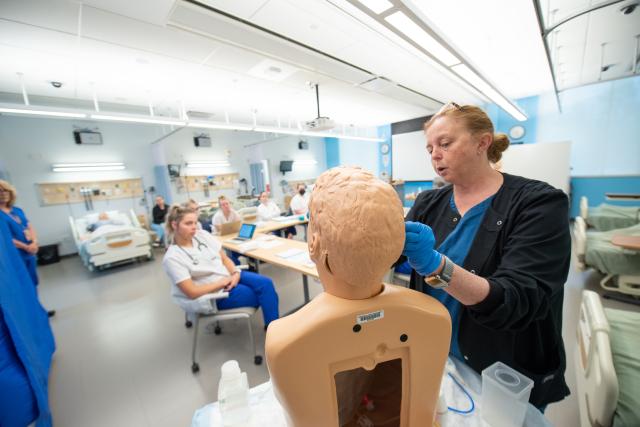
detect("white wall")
(0, 116), (330, 255)
(244, 135), (327, 208)
(0, 115), (166, 254)
(159, 128), (255, 205)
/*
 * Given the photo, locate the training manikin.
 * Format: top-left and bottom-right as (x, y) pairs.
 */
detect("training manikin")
(266, 166), (452, 427)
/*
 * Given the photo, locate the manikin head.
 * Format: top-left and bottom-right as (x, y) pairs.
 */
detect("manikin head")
(308, 166), (404, 299)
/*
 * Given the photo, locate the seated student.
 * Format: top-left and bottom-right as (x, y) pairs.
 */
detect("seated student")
(211, 196), (241, 235)
(162, 205), (279, 328)
(183, 199), (204, 230)
(151, 195), (168, 247)
(256, 191), (281, 222)
(86, 212), (123, 232)
(258, 191), (298, 239)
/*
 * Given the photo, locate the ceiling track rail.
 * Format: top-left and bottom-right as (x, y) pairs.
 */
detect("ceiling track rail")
(533, 0), (628, 113)
(183, 0), (444, 106)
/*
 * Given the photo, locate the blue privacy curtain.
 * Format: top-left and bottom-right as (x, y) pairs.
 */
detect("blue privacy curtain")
(0, 220), (55, 427)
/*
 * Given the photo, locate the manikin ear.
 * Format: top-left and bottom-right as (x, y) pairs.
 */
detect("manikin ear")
(308, 230), (320, 258)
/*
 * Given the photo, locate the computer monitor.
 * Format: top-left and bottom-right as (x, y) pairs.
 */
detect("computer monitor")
(280, 160), (294, 173)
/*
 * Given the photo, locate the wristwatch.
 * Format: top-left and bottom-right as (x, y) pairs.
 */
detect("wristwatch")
(424, 256), (454, 289)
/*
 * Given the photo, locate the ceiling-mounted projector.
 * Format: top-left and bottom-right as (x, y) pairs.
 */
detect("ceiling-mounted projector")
(305, 116), (335, 131)
(305, 83), (335, 131)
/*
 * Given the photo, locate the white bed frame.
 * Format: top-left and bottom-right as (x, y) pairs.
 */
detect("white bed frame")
(575, 290), (618, 427)
(69, 209), (152, 271)
(573, 216), (640, 296)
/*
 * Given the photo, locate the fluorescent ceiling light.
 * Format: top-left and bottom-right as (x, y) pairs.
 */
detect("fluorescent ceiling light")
(0, 107), (87, 119)
(385, 11), (460, 67)
(90, 114), (185, 126)
(52, 162), (125, 172)
(254, 126), (301, 136)
(294, 159), (319, 165)
(357, 0), (393, 14)
(451, 64), (527, 121)
(187, 121), (252, 131)
(186, 161), (231, 168)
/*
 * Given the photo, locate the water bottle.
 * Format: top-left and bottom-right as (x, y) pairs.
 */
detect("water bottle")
(218, 360), (250, 426)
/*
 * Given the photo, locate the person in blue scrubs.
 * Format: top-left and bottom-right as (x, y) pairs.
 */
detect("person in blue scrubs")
(401, 103), (571, 410)
(0, 180), (55, 317)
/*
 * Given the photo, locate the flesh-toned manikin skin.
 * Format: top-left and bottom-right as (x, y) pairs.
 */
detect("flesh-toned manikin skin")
(266, 166), (451, 427)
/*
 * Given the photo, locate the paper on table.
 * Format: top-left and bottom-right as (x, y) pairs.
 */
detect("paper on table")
(237, 241), (259, 253)
(276, 248), (305, 258)
(288, 252), (316, 268)
(257, 240), (284, 250)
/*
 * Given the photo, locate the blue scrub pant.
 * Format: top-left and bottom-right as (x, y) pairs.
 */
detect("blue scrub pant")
(22, 254), (39, 286)
(150, 223), (165, 243)
(216, 271), (279, 326)
(226, 250), (242, 266)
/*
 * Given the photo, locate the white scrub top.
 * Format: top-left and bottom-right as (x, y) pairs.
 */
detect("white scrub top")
(212, 209), (241, 235)
(257, 201), (281, 221)
(162, 230), (231, 313)
(290, 193), (310, 215)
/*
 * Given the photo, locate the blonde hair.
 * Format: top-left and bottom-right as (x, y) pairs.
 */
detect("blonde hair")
(0, 180), (17, 207)
(165, 204), (196, 244)
(424, 103), (510, 163)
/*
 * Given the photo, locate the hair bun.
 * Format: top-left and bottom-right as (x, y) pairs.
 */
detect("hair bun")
(488, 133), (510, 163)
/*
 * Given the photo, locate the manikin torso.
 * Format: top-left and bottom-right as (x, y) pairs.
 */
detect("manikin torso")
(266, 284), (451, 427)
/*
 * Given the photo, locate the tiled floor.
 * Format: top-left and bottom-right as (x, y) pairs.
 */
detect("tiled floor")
(37, 241), (639, 426)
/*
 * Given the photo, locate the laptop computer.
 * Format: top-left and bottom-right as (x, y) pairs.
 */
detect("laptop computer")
(219, 220), (241, 236)
(226, 223), (257, 244)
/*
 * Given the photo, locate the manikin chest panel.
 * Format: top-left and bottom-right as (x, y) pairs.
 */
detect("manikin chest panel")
(266, 284), (451, 427)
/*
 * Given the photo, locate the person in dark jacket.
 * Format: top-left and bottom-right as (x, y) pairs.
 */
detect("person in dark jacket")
(401, 102), (571, 409)
(151, 195), (168, 246)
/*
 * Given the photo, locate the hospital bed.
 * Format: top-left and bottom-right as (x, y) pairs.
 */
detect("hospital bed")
(574, 290), (640, 427)
(580, 196), (640, 231)
(573, 217), (640, 299)
(69, 209), (152, 271)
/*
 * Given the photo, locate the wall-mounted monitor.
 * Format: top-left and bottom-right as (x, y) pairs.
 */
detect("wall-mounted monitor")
(74, 130), (103, 145)
(167, 164), (181, 178)
(279, 160), (293, 174)
(194, 135), (211, 147)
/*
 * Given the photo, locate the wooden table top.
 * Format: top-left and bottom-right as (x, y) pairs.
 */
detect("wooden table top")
(219, 233), (318, 278)
(611, 235), (640, 251)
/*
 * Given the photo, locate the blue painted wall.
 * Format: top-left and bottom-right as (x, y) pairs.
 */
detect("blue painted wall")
(485, 75), (640, 216)
(325, 137), (340, 169)
(570, 176), (640, 217)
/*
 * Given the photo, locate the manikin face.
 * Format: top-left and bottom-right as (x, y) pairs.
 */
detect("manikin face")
(174, 213), (198, 240)
(219, 199), (231, 214)
(259, 192), (269, 204)
(425, 116), (488, 184)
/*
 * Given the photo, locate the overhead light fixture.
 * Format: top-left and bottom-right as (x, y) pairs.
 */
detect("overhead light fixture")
(357, 0), (394, 15)
(385, 11), (460, 67)
(294, 159), (319, 166)
(90, 114), (185, 126)
(187, 121), (253, 131)
(451, 64), (527, 121)
(253, 126), (301, 136)
(52, 162), (125, 172)
(253, 125), (385, 142)
(0, 107), (87, 119)
(186, 160), (231, 168)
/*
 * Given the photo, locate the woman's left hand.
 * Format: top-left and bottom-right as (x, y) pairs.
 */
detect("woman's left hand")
(225, 271), (241, 291)
(403, 221), (443, 276)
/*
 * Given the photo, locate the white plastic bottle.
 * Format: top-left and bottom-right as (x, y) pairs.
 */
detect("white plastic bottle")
(218, 360), (250, 426)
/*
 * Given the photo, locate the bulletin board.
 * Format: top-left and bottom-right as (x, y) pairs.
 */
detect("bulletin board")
(37, 178), (144, 206)
(175, 173), (239, 194)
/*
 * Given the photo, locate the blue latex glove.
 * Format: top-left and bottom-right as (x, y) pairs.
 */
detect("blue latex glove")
(402, 221), (443, 276)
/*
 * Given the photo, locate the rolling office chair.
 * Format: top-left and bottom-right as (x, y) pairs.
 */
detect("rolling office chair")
(183, 286), (262, 374)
